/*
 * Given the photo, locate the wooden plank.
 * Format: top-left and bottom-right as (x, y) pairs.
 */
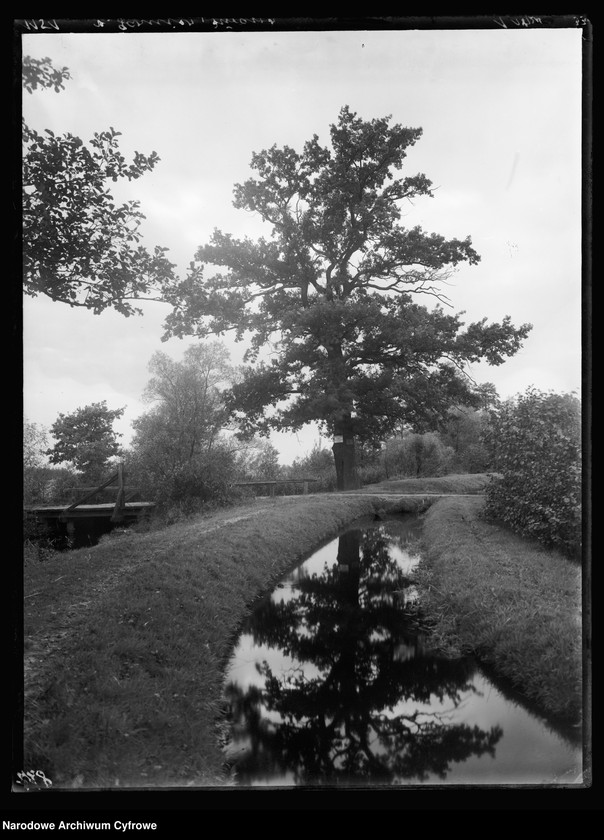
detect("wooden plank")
(64, 487), (142, 493)
(26, 502), (154, 513)
(232, 479), (318, 486)
(63, 471), (119, 512)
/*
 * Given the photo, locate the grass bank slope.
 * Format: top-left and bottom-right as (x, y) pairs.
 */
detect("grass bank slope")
(417, 495), (583, 727)
(23, 493), (425, 790)
(359, 473), (492, 494)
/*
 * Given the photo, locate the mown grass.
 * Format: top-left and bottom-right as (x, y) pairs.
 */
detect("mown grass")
(416, 495), (584, 726)
(23, 493), (428, 790)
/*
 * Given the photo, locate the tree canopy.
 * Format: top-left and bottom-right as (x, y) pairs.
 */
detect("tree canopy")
(46, 401), (125, 481)
(22, 56), (177, 315)
(130, 342), (233, 480)
(162, 107), (532, 487)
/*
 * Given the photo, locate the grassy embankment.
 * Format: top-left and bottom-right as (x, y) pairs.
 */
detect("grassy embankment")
(21, 472), (584, 789)
(22, 491), (428, 789)
(417, 495), (584, 726)
(362, 475), (584, 728)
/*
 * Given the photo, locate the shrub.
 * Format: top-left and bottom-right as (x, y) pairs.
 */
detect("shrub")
(482, 388), (582, 559)
(286, 445), (337, 493)
(129, 444), (241, 520)
(358, 463), (387, 486)
(380, 432), (454, 478)
(23, 511), (67, 561)
(439, 407), (492, 473)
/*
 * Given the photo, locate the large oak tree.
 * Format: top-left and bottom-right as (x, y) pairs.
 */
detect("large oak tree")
(164, 107), (531, 489)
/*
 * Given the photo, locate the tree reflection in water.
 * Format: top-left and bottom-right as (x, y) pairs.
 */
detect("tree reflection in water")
(223, 520), (503, 786)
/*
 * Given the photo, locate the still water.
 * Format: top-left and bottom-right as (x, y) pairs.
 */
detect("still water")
(223, 515), (582, 787)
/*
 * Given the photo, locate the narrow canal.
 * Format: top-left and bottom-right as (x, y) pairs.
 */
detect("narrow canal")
(222, 514), (582, 787)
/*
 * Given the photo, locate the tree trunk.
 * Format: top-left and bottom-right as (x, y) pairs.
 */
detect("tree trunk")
(336, 530), (361, 579)
(332, 412), (361, 491)
(326, 342), (360, 491)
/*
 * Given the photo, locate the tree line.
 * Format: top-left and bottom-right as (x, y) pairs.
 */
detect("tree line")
(23, 341), (494, 506)
(24, 347), (582, 559)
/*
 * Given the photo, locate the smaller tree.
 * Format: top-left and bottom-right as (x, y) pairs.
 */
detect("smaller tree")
(128, 342), (238, 510)
(24, 419), (49, 503)
(482, 388), (582, 558)
(24, 419), (48, 471)
(46, 401), (125, 483)
(131, 343), (232, 474)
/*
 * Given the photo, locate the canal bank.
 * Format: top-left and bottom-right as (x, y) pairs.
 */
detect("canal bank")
(21, 483), (586, 789)
(417, 495), (584, 731)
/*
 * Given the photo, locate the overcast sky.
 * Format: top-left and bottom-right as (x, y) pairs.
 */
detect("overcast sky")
(20, 20), (585, 464)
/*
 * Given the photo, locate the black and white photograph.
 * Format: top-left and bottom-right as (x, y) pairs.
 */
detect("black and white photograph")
(15, 15), (590, 807)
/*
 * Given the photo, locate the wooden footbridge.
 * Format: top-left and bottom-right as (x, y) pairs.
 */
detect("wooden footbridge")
(24, 463), (154, 546)
(24, 465), (320, 547)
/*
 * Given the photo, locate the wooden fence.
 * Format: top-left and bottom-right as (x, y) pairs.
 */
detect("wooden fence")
(232, 478), (319, 497)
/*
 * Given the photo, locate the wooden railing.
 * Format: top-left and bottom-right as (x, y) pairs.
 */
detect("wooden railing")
(63, 462), (129, 522)
(61, 469), (318, 515)
(232, 478), (319, 497)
